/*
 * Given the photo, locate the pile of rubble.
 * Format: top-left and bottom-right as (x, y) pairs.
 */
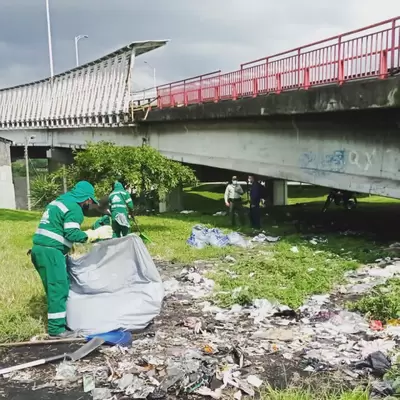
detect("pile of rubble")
(4, 258), (400, 399)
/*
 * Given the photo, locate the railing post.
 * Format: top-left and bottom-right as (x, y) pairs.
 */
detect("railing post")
(338, 35), (344, 85)
(169, 83), (173, 107)
(240, 66), (243, 97)
(157, 88), (162, 109)
(379, 49), (388, 79)
(390, 19), (396, 71)
(265, 58), (269, 93)
(297, 49), (301, 88)
(183, 80), (188, 106)
(303, 68), (310, 90)
(232, 83), (237, 100)
(199, 76), (203, 103)
(214, 74), (220, 102)
(252, 78), (258, 97)
(276, 73), (282, 94)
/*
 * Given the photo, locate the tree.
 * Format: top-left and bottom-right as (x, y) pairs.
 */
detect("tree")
(68, 142), (197, 198)
(31, 142), (197, 209)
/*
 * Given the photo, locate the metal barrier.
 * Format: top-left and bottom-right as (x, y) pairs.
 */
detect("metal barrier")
(156, 17), (400, 108)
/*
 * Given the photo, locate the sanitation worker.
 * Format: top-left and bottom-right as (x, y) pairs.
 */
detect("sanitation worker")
(31, 181), (113, 338)
(109, 180), (134, 237)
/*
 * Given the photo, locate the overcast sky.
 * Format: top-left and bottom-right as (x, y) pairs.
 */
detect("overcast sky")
(0, 0), (399, 90)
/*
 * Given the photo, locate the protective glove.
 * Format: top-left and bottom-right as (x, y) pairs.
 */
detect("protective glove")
(84, 225), (113, 243)
(95, 225), (113, 240)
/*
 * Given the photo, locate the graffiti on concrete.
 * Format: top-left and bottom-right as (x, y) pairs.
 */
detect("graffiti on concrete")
(299, 150), (346, 173)
(299, 148), (379, 174)
(348, 149), (376, 171)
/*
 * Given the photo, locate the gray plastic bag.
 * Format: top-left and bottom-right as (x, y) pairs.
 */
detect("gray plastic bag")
(66, 234), (164, 335)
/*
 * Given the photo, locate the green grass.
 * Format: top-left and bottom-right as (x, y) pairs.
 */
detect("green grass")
(0, 183), (397, 341)
(349, 278), (400, 322)
(261, 386), (369, 400)
(211, 239), (360, 308)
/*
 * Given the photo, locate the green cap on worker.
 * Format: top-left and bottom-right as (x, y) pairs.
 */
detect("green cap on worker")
(70, 181), (99, 204)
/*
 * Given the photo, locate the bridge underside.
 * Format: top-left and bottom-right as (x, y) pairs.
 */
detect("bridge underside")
(3, 107), (400, 198)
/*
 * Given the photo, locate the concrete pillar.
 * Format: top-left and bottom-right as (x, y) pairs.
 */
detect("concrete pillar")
(272, 179), (288, 206)
(159, 185), (184, 213)
(0, 139), (16, 209)
(47, 148), (73, 193)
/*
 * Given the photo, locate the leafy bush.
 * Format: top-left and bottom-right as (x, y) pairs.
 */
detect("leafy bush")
(68, 142), (197, 198)
(30, 173), (63, 209)
(349, 279), (400, 322)
(30, 143), (197, 210)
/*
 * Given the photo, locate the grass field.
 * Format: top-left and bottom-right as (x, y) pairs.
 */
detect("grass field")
(0, 184), (398, 342)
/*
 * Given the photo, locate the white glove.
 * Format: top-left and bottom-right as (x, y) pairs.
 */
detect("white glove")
(95, 225), (113, 239)
(85, 225), (113, 243)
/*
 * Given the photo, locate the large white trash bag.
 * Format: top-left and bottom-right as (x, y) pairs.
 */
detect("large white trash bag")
(66, 234), (164, 335)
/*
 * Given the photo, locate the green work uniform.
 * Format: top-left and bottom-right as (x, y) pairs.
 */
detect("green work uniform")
(31, 181), (97, 336)
(108, 181), (134, 238)
(91, 214), (111, 230)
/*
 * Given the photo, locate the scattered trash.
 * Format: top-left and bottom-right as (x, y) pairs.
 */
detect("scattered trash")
(370, 320), (384, 331)
(4, 246), (400, 398)
(355, 351), (391, 376)
(213, 211), (227, 217)
(246, 375), (263, 388)
(83, 374), (95, 392)
(251, 233), (280, 243)
(181, 210), (195, 214)
(187, 225), (249, 248)
(290, 246), (299, 253)
(54, 362), (77, 382)
(92, 388), (113, 400)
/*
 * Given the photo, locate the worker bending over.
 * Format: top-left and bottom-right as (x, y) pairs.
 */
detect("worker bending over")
(109, 181), (134, 237)
(31, 181), (113, 339)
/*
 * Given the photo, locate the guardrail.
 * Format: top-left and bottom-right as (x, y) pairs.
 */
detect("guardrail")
(155, 17), (400, 109)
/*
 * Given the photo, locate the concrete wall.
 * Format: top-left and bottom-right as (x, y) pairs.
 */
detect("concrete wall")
(3, 107), (400, 199)
(14, 176), (27, 209)
(0, 140), (16, 209)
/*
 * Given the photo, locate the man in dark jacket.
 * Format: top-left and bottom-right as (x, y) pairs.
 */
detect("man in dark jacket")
(248, 175), (262, 230)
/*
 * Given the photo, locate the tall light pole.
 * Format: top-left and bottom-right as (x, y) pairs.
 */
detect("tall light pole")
(75, 34), (89, 67)
(25, 135), (36, 211)
(144, 61), (156, 89)
(45, 0), (54, 78)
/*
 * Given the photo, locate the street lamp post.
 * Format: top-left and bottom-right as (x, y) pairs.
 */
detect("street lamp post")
(144, 61), (156, 89)
(24, 135), (36, 211)
(45, 0), (54, 78)
(75, 34), (89, 67)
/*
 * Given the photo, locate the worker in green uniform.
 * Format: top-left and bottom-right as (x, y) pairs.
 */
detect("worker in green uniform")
(31, 181), (113, 339)
(91, 214), (111, 230)
(109, 181), (134, 237)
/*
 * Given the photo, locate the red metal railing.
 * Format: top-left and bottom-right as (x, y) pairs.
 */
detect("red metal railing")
(156, 17), (400, 109)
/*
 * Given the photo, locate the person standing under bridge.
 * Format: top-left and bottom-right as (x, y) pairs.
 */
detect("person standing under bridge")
(224, 176), (245, 227)
(109, 180), (134, 237)
(31, 181), (113, 338)
(248, 175), (263, 231)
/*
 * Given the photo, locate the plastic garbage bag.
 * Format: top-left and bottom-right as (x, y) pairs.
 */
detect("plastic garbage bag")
(355, 351), (391, 376)
(227, 232), (249, 247)
(66, 234), (164, 335)
(187, 225), (246, 249)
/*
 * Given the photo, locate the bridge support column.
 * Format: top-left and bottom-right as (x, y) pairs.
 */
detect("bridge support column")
(272, 179), (288, 206)
(159, 185), (183, 213)
(47, 148), (74, 193)
(0, 139), (16, 209)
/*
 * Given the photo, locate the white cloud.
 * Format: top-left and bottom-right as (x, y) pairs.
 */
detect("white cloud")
(0, 0), (399, 89)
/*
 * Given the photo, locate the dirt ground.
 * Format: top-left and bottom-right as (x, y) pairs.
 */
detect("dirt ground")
(2, 204), (398, 399)
(0, 260), (320, 400)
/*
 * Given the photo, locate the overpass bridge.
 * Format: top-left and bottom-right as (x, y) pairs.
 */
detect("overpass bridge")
(1, 17), (400, 202)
